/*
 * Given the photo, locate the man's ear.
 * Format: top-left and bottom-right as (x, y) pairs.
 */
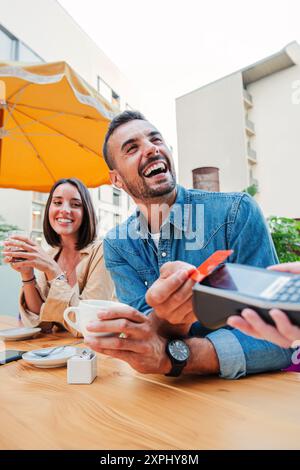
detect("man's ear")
(109, 169), (124, 190)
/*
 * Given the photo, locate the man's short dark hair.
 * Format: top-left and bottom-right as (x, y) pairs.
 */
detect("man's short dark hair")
(43, 177), (97, 250)
(103, 110), (146, 170)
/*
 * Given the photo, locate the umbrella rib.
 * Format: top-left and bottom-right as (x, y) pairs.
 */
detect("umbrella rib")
(14, 107), (100, 157)
(8, 102), (103, 121)
(8, 110), (57, 183)
(7, 83), (32, 101)
(6, 83), (32, 102)
(4, 84), (30, 128)
(6, 103), (66, 134)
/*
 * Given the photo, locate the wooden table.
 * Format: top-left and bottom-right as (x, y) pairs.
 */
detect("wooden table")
(0, 315), (300, 450)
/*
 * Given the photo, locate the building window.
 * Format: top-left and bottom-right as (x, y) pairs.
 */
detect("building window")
(99, 208), (110, 223)
(18, 42), (43, 63)
(32, 192), (48, 203)
(0, 25), (43, 63)
(112, 188), (121, 206)
(97, 76), (112, 103)
(97, 76), (120, 109)
(31, 202), (45, 231)
(192, 167), (220, 192)
(112, 90), (120, 109)
(0, 26), (17, 60)
(31, 192), (47, 236)
(113, 213), (121, 226)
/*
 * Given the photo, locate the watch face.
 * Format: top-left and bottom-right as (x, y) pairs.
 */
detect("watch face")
(168, 340), (190, 362)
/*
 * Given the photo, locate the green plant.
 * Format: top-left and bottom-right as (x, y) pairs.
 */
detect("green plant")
(268, 216), (300, 263)
(0, 216), (20, 265)
(242, 184), (258, 197)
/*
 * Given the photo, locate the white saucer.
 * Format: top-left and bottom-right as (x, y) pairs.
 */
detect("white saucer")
(22, 346), (79, 368)
(0, 327), (41, 341)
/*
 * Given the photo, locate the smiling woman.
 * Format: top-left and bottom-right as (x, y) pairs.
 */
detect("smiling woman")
(2, 178), (115, 336)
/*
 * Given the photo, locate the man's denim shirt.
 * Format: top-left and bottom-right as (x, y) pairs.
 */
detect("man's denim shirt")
(104, 185), (292, 379)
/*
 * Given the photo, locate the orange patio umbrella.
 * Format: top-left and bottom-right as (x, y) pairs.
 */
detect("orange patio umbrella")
(0, 61), (115, 192)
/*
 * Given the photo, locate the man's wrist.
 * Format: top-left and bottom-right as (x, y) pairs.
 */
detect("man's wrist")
(183, 338), (220, 375)
(160, 352), (172, 375)
(150, 310), (191, 338)
(157, 337), (172, 374)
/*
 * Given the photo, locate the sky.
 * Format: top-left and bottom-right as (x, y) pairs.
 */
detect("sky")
(59, 0), (300, 159)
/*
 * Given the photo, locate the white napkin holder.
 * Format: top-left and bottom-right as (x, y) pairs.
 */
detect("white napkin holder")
(67, 351), (97, 384)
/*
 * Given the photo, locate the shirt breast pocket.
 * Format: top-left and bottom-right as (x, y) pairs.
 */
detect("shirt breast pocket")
(137, 268), (158, 289)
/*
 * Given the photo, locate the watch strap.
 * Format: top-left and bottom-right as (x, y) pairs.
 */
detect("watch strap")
(165, 360), (187, 377)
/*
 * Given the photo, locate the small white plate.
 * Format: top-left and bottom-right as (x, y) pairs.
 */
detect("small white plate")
(0, 327), (41, 341)
(22, 346), (79, 368)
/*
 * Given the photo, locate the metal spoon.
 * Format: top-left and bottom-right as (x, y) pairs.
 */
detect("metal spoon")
(30, 340), (82, 358)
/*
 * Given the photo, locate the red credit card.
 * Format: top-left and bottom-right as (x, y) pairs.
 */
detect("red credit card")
(189, 250), (233, 282)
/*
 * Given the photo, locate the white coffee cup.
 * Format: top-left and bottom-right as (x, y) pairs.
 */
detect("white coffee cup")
(63, 300), (127, 337)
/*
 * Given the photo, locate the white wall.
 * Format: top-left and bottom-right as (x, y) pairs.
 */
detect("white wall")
(0, 0), (140, 231)
(0, 0), (140, 110)
(176, 72), (248, 192)
(248, 43), (300, 218)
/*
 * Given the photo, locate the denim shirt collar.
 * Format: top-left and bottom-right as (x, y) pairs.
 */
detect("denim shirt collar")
(133, 185), (192, 238)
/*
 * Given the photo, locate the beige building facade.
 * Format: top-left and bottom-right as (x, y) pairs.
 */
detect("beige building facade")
(176, 42), (300, 218)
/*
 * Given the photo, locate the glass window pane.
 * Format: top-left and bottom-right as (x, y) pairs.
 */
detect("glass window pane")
(98, 77), (112, 103)
(18, 43), (42, 63)
(32, 192), (48, 203)
(31, 203), (45, 231)
(113, 188), (121, 206)
(0, 29), (14, 60)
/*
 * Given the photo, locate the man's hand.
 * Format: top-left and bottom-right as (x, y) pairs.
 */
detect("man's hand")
(84, 304), (172, 374)
(145, 261), (197, 333)
(84, 303), (220, 376)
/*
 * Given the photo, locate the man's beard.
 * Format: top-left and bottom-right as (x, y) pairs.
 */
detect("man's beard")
(122, 171), (177, 200)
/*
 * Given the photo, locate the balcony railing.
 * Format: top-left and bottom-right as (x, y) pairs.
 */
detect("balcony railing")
(243, 89), (253, 109)
(249, 177), (259, 191)
(247, 143), (257, 163)
(245, 118), (255, 136)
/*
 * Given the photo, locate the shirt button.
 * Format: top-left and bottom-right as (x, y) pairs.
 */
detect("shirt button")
(161, 252), (167, 258)
(144, 281), (148, 286)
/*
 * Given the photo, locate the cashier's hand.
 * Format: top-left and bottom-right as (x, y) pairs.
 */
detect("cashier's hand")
(145, 261), (197, 335)
(227, 262), (300, 348)
(84, 304), (171, 375)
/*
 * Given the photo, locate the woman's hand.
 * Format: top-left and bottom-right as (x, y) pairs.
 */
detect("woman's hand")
(3, 252), (34, 278)
(3, 235), (61, 280)
(227, 262), (300, 348)
(268, 262), (300, 275)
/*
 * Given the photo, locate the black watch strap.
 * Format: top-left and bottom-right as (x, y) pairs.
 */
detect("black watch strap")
(165, 361), (187, 377)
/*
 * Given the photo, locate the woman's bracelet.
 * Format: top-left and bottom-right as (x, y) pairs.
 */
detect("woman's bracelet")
(22, 275), (36, 285)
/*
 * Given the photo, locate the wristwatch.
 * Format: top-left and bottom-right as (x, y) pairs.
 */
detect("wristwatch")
(165, 339), (190, 377)
(51, 272), (67, 283)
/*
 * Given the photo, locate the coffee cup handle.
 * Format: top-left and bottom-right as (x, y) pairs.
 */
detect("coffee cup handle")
(63, 307), (80, 332)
